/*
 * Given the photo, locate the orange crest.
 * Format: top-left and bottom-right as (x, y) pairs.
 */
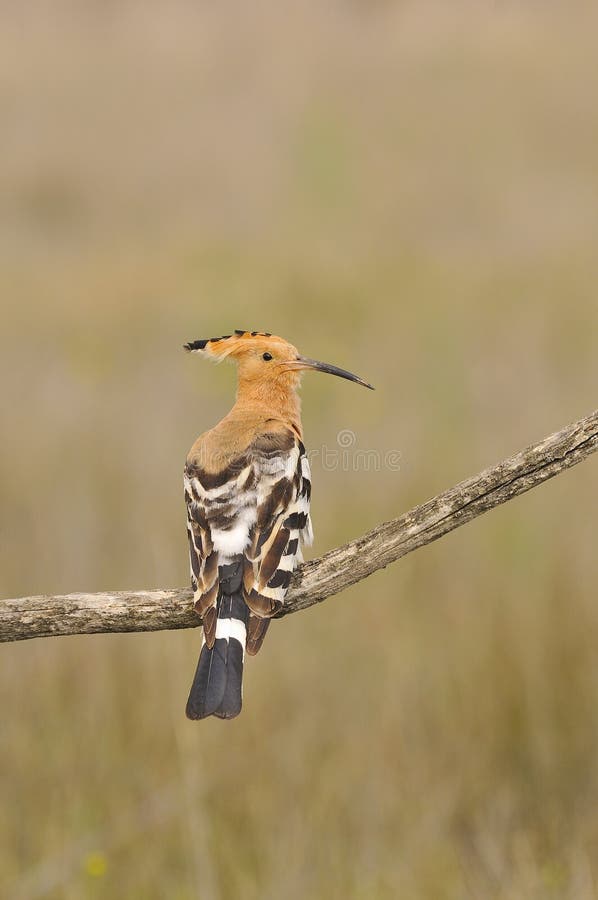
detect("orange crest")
(184, 330), (299, 363)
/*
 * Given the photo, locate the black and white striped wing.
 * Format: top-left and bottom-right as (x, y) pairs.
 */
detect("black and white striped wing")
(184, 455), (257, 648)
(243, 431), (312, 654)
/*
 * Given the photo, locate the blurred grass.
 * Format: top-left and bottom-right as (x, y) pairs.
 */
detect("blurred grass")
(1, 2), (598, 898)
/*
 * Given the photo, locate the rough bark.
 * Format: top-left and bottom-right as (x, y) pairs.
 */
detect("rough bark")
(1, 409), (597, 643)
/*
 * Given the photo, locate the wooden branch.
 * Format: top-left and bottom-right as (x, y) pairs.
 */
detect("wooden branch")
(1, 409), (597, 644)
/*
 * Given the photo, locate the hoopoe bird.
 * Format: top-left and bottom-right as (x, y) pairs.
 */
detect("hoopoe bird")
(183, 330), (373, 720)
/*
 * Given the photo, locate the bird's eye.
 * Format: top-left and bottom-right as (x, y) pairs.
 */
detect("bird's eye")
(262, 352), (273, 361)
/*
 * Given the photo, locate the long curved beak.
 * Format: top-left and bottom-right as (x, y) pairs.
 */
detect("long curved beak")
(292, 356), (374, 390)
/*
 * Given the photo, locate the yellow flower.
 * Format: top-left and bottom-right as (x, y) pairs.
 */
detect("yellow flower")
(84, 852), (107, 878)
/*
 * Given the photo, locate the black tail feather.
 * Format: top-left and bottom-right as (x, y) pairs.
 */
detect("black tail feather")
(186, 562), (248, 721)
(213, 602), (246, 719)
(186, 635), (229, 719)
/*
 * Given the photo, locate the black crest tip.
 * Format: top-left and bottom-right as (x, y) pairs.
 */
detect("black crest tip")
(184, 339), (209, 352)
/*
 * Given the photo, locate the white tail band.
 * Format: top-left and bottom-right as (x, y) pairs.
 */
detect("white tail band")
(215, 618), (247, 645)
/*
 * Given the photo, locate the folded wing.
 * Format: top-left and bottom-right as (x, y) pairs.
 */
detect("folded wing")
(185, 422), (312, 655)
(243, 428), (313, 654)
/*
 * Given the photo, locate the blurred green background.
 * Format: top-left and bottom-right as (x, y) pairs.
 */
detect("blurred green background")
(1, 3), (598, 898)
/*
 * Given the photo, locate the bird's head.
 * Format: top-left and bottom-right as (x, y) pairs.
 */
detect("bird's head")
(184, 330), (374, 392)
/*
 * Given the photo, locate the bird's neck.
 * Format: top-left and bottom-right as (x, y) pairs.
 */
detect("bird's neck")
(233, 378), (303, 437)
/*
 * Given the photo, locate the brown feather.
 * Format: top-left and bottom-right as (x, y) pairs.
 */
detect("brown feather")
(243, 554), (256, 593)
(245, 588), (281, 617)
(194, 580), (218, 620)
(257, 527), (291, 589)
(256, 477), (294, 531)
(199, 603), (218, 649)
(201, 550), (219, 592)
(246, 615), (271, 656)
